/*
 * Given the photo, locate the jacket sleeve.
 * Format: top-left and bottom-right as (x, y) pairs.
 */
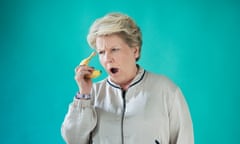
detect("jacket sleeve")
(169, 88), (194, 144)
(61, 98), (97, 144)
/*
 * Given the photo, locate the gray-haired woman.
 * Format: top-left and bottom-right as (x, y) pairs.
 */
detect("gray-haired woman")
(61, 12), (194, 144)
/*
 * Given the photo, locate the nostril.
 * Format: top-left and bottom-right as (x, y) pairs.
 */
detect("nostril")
(107, 58), (113, 63)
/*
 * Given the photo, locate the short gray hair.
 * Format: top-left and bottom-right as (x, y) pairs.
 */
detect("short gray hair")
(87, 12), (142, 61)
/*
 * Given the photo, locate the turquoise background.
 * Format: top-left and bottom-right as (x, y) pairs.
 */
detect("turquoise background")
(1, 0), (239, 143)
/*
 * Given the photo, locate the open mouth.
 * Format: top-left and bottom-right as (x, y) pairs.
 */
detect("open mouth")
(110, 68), (119, 74)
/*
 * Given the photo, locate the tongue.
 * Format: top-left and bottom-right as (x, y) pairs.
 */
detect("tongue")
(111, 68), (118, 74)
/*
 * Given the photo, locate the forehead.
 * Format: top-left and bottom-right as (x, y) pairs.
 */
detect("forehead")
(96, 34), (126, 49)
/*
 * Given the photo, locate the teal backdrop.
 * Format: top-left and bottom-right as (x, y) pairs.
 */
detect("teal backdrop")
(1, 0), (239, 143)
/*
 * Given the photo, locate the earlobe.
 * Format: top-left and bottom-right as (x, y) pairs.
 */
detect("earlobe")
(133, 47), (140, 59)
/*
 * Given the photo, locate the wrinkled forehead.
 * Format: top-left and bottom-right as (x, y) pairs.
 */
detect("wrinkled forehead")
(95, 35), (126, 50)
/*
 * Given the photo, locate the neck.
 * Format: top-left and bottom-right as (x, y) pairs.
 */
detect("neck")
(120, 65), (139, 90)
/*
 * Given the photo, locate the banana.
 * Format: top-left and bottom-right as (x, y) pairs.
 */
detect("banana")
(79, 51), (101, 79)
(86, 69), (101, 79)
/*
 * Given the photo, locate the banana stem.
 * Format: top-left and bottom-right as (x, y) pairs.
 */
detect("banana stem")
(86, 51), (97, 61)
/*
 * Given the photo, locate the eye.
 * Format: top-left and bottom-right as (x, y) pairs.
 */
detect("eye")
(112, 48), (119, 52)
(98, 50), (105, 55)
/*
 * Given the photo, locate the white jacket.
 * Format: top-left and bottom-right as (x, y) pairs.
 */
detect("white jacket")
(61, 68), (194, 144)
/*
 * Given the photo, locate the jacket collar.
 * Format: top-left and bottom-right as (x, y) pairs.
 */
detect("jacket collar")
(107, 66), (146, 90)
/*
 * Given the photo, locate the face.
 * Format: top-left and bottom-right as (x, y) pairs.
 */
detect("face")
(96, 34), (139, 87)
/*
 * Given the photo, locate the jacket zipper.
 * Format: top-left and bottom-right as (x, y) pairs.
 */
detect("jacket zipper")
(121, 90), (126, 144)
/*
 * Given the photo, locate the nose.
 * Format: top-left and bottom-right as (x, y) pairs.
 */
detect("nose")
(104, 52), (113, 63)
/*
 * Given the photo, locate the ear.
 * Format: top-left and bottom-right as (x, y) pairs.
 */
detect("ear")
(132, 46), (140, 59)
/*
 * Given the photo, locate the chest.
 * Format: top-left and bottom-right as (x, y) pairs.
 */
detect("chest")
(93, 89), (170, 143)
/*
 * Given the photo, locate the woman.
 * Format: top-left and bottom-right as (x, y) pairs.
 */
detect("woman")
(61, 12), (194, 144)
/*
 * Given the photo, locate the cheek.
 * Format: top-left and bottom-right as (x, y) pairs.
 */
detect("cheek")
(125, 52), (136, 62)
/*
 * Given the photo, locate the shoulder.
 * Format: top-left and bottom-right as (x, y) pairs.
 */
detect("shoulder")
(144, 71), (178, 91)
(144, 71), (184, 109)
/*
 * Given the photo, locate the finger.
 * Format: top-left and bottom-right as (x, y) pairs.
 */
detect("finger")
(75, 65), (84, 73)
(75, 65), (94, 73)
(74, 64), (85, 73)
(75, 68), (94, 80)
(74, 65), (80, 73)
(75, 71), (87, 81)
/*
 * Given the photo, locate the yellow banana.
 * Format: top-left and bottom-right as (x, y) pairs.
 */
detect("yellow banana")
(86, 69), (101, 79)
(80, 51), (101, 79)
